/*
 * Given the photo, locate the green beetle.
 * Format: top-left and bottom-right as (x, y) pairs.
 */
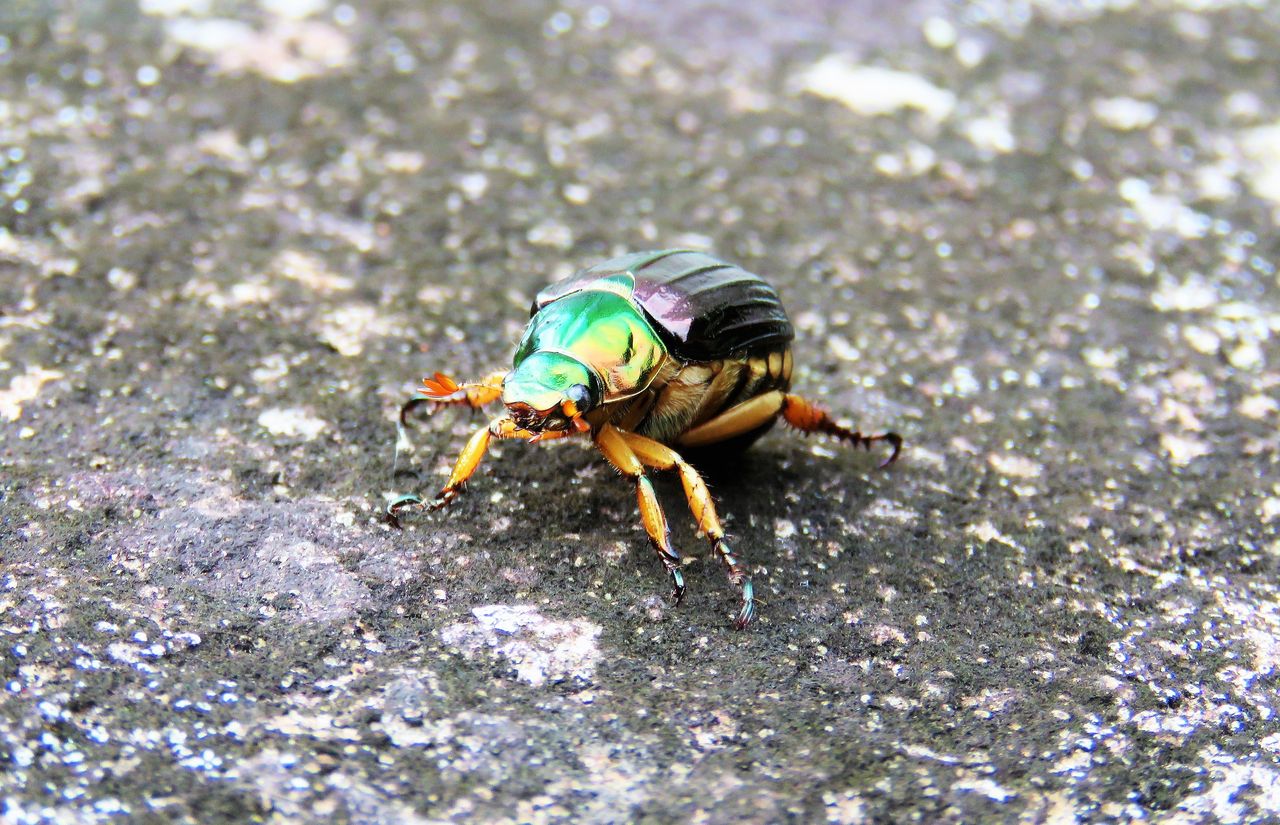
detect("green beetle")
(394, 250), (900, 628)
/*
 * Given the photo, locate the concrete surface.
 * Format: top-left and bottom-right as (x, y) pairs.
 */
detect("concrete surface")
(1, 0), (1278, 822)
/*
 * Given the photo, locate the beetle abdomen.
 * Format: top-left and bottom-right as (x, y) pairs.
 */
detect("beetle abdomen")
(618, 345), (794, 447)
(536, 250), (795, 363)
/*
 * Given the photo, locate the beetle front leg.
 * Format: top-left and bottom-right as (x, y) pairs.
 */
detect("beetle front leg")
(401, 372), (507, 428)
(620, 431), (755, 630)
(394, 371), (509, 477)
(595, 425), (686, 606)
(417, 370), (508, 410)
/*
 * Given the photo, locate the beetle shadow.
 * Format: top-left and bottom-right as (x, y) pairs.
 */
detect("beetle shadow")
(685, 442), (888, 517)
(669, 441), (894, 586)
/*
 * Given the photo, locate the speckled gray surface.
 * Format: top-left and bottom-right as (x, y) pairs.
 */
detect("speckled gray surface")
(2, 0), (1279, 822)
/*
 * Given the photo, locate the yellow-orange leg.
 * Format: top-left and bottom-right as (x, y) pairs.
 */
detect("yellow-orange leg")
(396, 371), (509, 476)
(430, 416), (570, 510)
(679, 390), (902, 467)
(418, 370), (507, 410)
(781, 394), (902, 466)
(621, 431), (755, 630)
(594, 425), (686, 605)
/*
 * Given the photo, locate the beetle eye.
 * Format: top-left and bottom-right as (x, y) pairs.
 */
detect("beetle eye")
(566, 383), (591, 409)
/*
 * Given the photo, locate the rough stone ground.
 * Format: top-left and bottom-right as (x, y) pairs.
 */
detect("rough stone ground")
(2, 0), (1279, 822)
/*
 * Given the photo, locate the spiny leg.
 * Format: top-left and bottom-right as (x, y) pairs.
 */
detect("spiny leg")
(431, 416), (570, 510)
(394, 370), (508, 476)
(679, 389), (901, 467)
(621, 430), (755, 630)
(594, 425), (686, 605)
(390, 418), (573, 523)
(429, 419), (496, 511)
(781, 393), (902, 467)
(417, 370), (507, 410)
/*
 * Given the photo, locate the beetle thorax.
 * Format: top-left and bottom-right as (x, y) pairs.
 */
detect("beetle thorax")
(511, 281), (668, 417)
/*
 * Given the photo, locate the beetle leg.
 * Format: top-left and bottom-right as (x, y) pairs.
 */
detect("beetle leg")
(594, 425), (686, 606)
(621, 431), (755, 630)
(678, 390), (787, 448)
(430, 415), (568, 510)
(679, 389), (901, 467)
(781, 394), (902, 467)
(395, 371), (509, 475)
(417, 370), (508, 410)
(430, 419), (497, 510)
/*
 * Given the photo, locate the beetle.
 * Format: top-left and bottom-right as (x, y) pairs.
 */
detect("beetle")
(392, 249), (901, 629)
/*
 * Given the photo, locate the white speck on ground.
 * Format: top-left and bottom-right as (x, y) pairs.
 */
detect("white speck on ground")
(164, 17), (352, 83)
(258, 407), (329, 440)
(139, 0), (211, 15)
(1151, 275), (1219, 312)
(874, 141), (937, 177)
(988, 453), (1042, 479)
(251, 353), (290, 385)
(1091, 97), (1158, 130)
(440, 605), (602, 687)
(954, 776), (1017, 803)
(790, 56), (956, 123)
(260, 0), (328, 21)
(968, 521), (1021, 548)
(1238, 121), (1280, 210)
(1238, 394), (1278, 419)
(456, 172), (489, 201)
(1118, 178), (1210, 238)
(964, 108), (1017, 155)
(1160, 432), (1211, 466)
(265, 712), (362, 741)
(563, 183), (592, 205)
(922, 17), (957, 50)
(274, 249), (353, 293)
(382, 150), (425, 174)
(526, 219), (575, 250)
(1083, 346), (1123, 370)
(865, 500), (919, 524)
(196, 128), (252, 170)
(0, 366), (63, 422)
(316, 304), (385, 356)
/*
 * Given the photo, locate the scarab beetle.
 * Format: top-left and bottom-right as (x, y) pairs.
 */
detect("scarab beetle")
(393, 250), (901, 629)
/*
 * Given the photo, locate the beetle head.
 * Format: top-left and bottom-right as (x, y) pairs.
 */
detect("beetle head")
(502, 351), (602, 432)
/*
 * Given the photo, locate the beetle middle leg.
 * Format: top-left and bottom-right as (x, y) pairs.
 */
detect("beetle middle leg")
(429, 416), (570, 510)
(594, 425), (686, 606)
(620, 430), (755, 630)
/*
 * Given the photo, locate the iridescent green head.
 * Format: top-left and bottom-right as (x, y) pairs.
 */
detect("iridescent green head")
(502, 350), (603, 432)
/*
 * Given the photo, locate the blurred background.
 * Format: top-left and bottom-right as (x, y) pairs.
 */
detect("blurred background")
(2, 1), (1278, 822)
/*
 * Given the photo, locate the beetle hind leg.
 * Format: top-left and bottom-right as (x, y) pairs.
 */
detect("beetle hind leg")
(595, 425), (686, 605)
(781, 394), (902, 467)
(620, 430), (755, 630)
(681, 389), (901, 467)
